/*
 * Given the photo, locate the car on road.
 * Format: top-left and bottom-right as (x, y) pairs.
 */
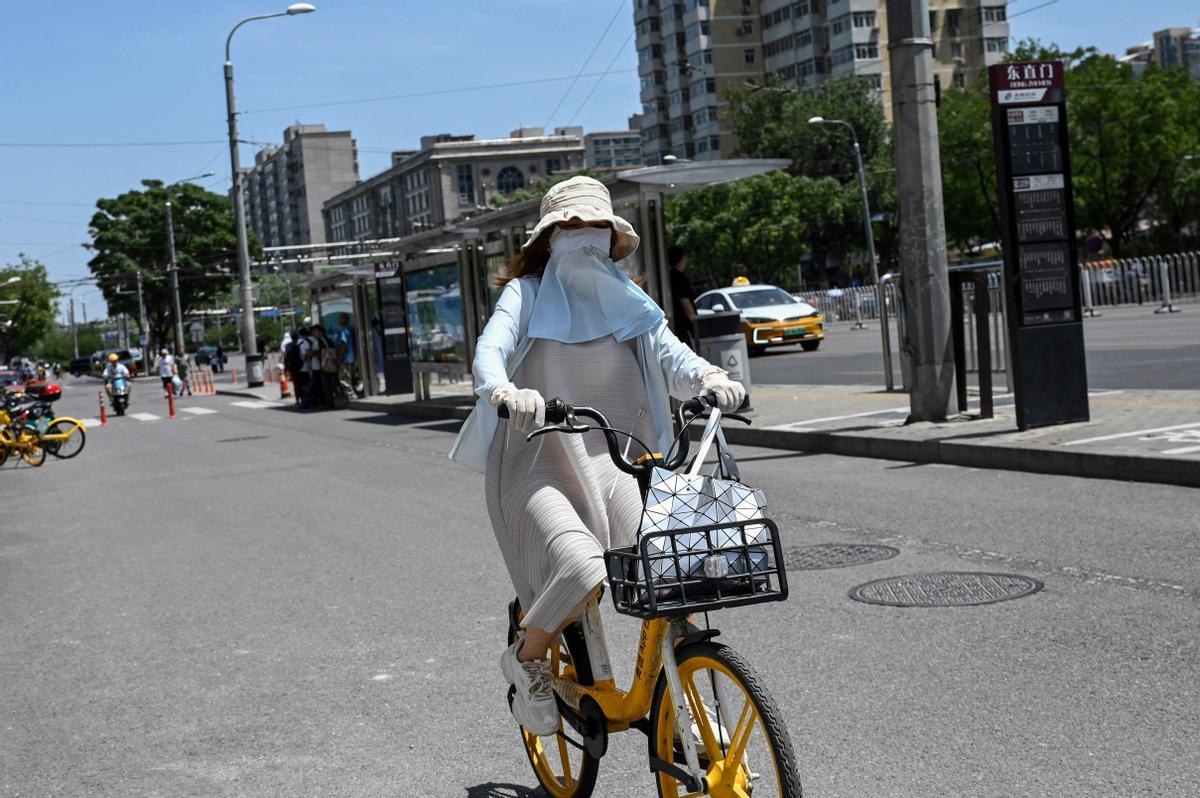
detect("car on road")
(695, 283), (824, 354)
(194, 346), (219, 366)
(68, 355), (94, 377)
(94, 349), (139, 377)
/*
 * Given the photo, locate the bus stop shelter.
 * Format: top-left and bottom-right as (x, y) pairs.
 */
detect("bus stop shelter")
(301, 160), (789, 399)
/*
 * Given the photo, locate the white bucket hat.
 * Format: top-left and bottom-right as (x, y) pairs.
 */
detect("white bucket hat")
(521, 176), (639, 261)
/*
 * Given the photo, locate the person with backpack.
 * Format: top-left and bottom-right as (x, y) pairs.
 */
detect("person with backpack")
(306, 325), (336, 409)
(284, 328), (309, 407)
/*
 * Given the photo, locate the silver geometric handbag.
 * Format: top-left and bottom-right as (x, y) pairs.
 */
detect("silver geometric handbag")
(638, 412), (770, 583)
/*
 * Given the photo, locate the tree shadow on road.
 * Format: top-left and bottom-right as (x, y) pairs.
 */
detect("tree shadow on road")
(463, 783), (543, 798)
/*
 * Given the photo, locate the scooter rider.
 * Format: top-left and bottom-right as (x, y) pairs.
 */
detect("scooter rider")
(102, 353), (130, 401)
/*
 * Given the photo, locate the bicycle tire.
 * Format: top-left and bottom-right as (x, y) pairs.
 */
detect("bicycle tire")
(44, 419), (86, 459)
(506, 605), (600, 798)
(18, 430), (46, 467)
(648, 640), (802, 797)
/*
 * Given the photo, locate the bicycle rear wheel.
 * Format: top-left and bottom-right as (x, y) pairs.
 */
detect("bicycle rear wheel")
(44, 419), (86, 458)
(649, 641), (802, 797)
(506, 606), (600, 798)
(18, 430), (46, 467)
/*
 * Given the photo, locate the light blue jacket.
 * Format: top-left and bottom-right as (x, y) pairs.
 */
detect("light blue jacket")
(449, 276), (718, 472)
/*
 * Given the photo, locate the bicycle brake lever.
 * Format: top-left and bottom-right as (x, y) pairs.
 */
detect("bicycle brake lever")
(697, 410), (752, 425)
(525, 421), (590, 442)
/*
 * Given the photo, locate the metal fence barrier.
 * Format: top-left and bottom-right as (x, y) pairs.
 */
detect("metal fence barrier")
(1081, 251), (1200, 313)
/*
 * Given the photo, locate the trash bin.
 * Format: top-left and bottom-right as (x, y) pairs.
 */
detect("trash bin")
(692, 311), (751, 408)
(244, 353), (265, 387)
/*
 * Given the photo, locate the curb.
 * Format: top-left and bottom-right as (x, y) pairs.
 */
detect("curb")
(315, 397), (1200, 490)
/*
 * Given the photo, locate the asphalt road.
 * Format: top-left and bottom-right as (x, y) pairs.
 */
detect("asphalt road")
(749, 305), (1200, 390)
(2, 377), (1198, 796)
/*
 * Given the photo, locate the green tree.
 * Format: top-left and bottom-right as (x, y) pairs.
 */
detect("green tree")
(716, 76), (894, 286)
(1067, 57), (1197, 256)
(86, 180), (251, 353)
(0, 255), (59, 362)
(31, 324), (105, 365)
(937, 84), (1002, 254)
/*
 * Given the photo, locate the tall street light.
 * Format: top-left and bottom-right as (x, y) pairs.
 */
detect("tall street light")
(224, 2), (315, 387)
(809, 115), (894, 390)
(165, 172), (216, 354)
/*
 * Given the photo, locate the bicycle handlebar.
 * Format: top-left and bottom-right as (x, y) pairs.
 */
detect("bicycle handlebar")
(498, 394), (741, 475)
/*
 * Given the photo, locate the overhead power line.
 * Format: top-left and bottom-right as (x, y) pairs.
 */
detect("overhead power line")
(569, 31), (636, 125)
(542, 0), (630, 129)
(239, 68), (638, 115)
(0, 140), (228, 149)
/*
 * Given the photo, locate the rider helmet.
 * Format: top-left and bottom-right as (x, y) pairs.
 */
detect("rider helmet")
(107, 353), (120, 362)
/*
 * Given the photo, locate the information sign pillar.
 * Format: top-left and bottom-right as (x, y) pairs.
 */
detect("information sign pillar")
(989, 60), (1089, 429)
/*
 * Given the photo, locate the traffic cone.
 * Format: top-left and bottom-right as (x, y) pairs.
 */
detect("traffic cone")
(99, 391), (108, 427)
(279, 371), (291, 399)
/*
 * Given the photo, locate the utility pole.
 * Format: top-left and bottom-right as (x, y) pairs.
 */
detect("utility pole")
(70, 297), (78, 358)
(137, 271), (150, 376)
(887, 0), (956, 420)
(165, 199), (186, 353)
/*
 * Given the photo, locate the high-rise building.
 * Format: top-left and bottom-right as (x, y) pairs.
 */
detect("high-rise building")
(1121, 27), (1200, 80)
(322, 127), (585, 243)
(239, 124), (359, 248)
(634, 0), (1009, 163)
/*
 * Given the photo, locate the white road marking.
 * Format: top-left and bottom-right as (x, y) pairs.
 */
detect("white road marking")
(1062, 422), (1200, 447)
(78, 418), (100, 428)
(180, 406), (218, 415)
(129, 412), (161, 421)
(229, 400), (278, 409)
(1163, 445), (1200, 456)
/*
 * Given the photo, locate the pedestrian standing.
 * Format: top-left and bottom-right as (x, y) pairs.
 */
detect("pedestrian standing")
(370, 316), (385, 393)
(333, 313), (358, 400)
(284, 328), (309, 407)
(214, 345), (225, 373)
(157, 348), (177, 398)
(668, 245), (697, 350)
(175, 347), (193, 396)
(309, 325), (336, 409)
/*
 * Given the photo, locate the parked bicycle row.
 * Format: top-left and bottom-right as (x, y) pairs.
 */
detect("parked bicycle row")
(0, 383), (86, 468)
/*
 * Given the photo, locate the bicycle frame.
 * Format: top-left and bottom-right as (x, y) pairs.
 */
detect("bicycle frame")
(551, 605), (673, 727)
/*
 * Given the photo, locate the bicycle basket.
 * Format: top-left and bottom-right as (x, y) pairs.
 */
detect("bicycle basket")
(605, 518), (788, 619)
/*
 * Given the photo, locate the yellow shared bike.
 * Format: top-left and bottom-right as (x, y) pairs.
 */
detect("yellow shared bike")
(0, 406), (46, 467)
(500, 396), (801, 797)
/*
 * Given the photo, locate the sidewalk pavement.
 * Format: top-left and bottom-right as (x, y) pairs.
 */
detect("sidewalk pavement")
(216, 369), (1200, 489)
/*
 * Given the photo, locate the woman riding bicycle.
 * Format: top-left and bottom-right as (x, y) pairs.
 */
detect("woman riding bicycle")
(450, 177), (745, 736)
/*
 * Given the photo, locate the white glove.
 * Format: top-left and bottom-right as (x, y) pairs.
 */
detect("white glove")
(490, 383), (546, 434)
(700, 371), (745, 413)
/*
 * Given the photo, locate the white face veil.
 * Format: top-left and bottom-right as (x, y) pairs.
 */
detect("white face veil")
(525, 227), (665, 344)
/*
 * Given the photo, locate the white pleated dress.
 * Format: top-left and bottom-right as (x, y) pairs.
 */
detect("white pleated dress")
(485, 335), (658, 632)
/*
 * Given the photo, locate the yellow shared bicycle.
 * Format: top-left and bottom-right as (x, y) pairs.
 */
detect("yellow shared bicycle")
(501, 396), (801, 797)
(0, 407), (46, 467)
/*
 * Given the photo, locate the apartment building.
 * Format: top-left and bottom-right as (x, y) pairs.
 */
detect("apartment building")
(1123, 27), (1200, 81)
(634, 0), (1009, 162)
(239, 124), (359, 248)
(584, 119), (645, 169)
(322, 128), (585, 243)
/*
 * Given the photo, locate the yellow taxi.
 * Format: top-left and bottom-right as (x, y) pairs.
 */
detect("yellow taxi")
(695, 281), (824, 354)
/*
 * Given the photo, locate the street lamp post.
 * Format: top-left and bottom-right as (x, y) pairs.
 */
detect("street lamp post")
(224, 3), (315, 387)
(809, 116), (894, 390)
(165, 172), (215, 353)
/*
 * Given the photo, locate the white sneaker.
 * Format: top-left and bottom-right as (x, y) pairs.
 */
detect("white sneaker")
(500, 637), (560, 736)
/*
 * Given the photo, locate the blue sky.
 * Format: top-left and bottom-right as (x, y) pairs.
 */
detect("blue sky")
(2, 0), (1196, 320)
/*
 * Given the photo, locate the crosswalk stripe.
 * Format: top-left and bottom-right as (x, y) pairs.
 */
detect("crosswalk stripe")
(78, 418), (100, 428)
(180, 406), (219, 415)
(229, 400), (279, 409)
(129, 412), (161, 421)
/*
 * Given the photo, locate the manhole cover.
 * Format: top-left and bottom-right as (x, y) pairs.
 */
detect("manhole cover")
(848, 572), (1043, 607)
(785, 543), (900, 571)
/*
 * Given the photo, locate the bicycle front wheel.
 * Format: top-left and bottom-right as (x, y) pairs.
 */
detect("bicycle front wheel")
(44, 419), (86, 458)
(649, 641), (802, 798)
